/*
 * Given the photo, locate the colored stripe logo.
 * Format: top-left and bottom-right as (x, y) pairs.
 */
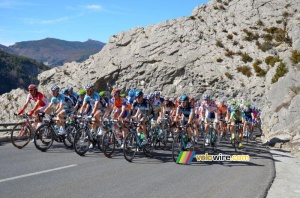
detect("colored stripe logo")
(176, 151), (195, 164)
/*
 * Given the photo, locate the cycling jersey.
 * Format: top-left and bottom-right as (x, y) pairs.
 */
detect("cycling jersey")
(132, 98), (153, 118)
(176, 104), (194, 119)
(230, 111), (245, 122)
(218, 104), (228, 120)
(110, 97), (129, 118)
(69, 92), (78, 106)
(83, 92), (100, 110)
(164, 101), (175, 114)
(51, 93), (73, 112)
(27, 92), (49, 108)
(76, 97), (84, 110)
(243, 108), (253, 122)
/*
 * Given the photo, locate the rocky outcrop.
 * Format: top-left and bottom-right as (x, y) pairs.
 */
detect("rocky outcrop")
(1, 0), (300, 155)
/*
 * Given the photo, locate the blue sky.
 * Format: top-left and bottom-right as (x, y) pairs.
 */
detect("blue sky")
(0, 0), (209, 46)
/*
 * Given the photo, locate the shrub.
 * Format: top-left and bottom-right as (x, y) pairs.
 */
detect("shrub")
(276, 20), (282, 24)
(225, 49), (234, 57)
(289, 85), (300, 94)
(283, 11), (290, 18)
(236, 66), (252, 77)
(233, 40), (238, 45)
(240, 53), (253, 63)
(227, 34), (233, 39)
(256, 41), (273, 52)
(217, 58), (223, 62)
(241, 82), (245, 87)
(256, 20), (264, 26)
(253, 59), (267, 77)
(233, 22), (236, 26)
(243, 29), (259, 41)
(222, 29), (228, 33)
(265, 56), (281, 67)
(263, 27), (279, 34)
(262, 34), (273, 42)
(225, 72), (233, 79)
(189, 16), (196, 20)
(271, 61), (288, 83)
(233, 32), (238, 35)
(240, 45), (244, 49)
(216, 40), (224, 48)
(290, 50), (300, 64)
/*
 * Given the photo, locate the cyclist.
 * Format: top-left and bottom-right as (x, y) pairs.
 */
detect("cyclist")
(43, 85), (73, 135)
(200, 94), (220, 145)
(74, 89), (85, 114)
(110, 88), (129, 145)
(18, 84), (49, 128)
(68, 86), (78, 106)
(152, 91), (164, 123)
(174, 94), (194, 149)
(132, 90), (153, 145)
(228, 106), (245, 148)
(242, 102), (255, 138)
(218, 98), (228, 139)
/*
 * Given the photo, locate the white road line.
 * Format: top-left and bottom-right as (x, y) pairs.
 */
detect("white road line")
(0, 164), (77, 183)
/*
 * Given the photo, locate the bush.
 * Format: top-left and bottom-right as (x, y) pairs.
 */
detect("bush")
(225, 72), (233, 79)
(243, 29), (259, 41)
(227, 34), (233, 39)
(236, 66), (252, 77)
(256, 41), (273, 52)
(265, 56), (281, 67)
(233, 40), (238, 45)
(290, 50), (300, 64)
(253, 59), (267, 77)
(189, 16), (196, 20)
(240, 53), (253, 63)
(262, 34), (273, 42)
(240, 82), (245, 87)
(256, 19), (264, 26)
(217, 58), (223, 62)
(216, 40), (224, 48)
(225, 49), (234, 57)
(271, 62), (288, 83)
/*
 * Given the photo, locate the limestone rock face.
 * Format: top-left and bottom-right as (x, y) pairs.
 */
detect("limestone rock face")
(1, 0), (300, 154)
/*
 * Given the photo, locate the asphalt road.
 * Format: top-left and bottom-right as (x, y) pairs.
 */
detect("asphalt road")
(0, 133), (274, 198)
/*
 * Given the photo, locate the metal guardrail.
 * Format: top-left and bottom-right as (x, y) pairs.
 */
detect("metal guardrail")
(0, 123), (19, 133)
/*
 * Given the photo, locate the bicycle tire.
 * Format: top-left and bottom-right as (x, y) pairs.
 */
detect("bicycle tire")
(11, 122), (32, 149)
(123, 132), (137, 162)
(74, 128), (90, 156)
(172, 135), (182, 163)
(102, 130), (116, 158)
(63, 124), (76, 149)
(34, 124), (54, 152)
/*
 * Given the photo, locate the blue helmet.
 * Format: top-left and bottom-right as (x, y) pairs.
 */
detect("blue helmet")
(51, 85), (60, 92)
(85, 83), (94, 90)
(180, 94), (189, 102)
(135, 90), (143, 97)
(62, 88), (69, 94)
(128, 88), (135, 98)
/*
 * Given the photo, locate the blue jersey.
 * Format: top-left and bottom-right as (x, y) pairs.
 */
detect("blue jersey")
(83, 92), (100, 110)
(51, 94), (73, 111)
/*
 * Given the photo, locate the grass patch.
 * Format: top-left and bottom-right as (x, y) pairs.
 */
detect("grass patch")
(265, 56), (281, 67)
(253, 59), (267, 77)
(289, 50), (300, 64)
(271, 61), (289, 83)
(227, 34), (233, 39)
(216, 40), (224, 48)
(243, 29), (259, 41)
(256, 19), (264, 26)
(217, 58), (223, 62)
(225, 72), (233, 79)
(240, 53), (253, 63)
(236, 66), (252, 77)
(256, 41), (273, 52)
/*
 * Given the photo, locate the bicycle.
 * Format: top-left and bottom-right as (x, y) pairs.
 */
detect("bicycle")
(203, 121), (218, 154)
(123, 120), (153, 162)
(33, 114), (75, 152)
(172, 124), (195, 163)
(230, 122), (243, 152)
(11, 113), (36, 149)
(102, 118), (124, 158)
(73, 115), (103, 156)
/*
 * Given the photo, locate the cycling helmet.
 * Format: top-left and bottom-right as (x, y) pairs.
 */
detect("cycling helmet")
(180, 94), (189, 102)
(99, 91), (105, 97)
(28, 84), (37, 91)
(148, 93), (155, 100)
(232, 106), (240, 111)
(120, 93), (126, 98)
(245, 102), (251, 107)
(230, 99), (237, 105)
(77, 89), (86, 95)
(128, 88), (135, 98)
(154, 91), (161, 97)
(112, 88), (121, 96)
(85, 83), (94, 90)
(135, 90), (143, 97)
(62, 88), (69, 94)
(203, 94), (211, 100)
(164, 96), (170, 100)
(51, 85), (60, 92)
(68, 86), (73, 91)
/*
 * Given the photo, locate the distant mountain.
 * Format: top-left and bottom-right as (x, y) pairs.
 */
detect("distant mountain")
(0, 50), (50, 94)
(8, 38), (106, 67)
(0, 44), (15, 54)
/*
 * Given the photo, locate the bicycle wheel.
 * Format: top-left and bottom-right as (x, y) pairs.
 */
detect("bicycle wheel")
(123, 132), (137, 162)
(211, 130), (217, 152)
(172, 135), (182, 163)
(74, 128), (90, 156)
(11, 122), (32, 149)
(96, 134), (103, 152)
(34, 124), (54, 152)
(63, 124), (76, 149)
(102, 130), (116, 158)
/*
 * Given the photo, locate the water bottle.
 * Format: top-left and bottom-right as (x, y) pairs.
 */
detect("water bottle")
(140, 133), (145, 141)
(183, 134), (188, 142)
(207, 133), (211, 144)
(54, 125), (59, 133)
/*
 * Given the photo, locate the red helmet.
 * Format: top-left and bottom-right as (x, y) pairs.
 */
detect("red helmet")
(28, 84), (37, 91)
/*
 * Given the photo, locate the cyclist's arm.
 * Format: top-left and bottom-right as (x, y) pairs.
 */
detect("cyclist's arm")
(118, 105), (126, 119)
(20, 97), (31, 111)
(43, 102), (53, 114)
(91, 101), (99, 116)
(56, 102), (64, 114)
(31, 100), (41, 112)
(79, 101), (87, 114)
